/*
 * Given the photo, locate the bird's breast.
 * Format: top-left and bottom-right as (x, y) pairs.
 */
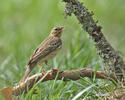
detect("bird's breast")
(37, 46), (61, 64)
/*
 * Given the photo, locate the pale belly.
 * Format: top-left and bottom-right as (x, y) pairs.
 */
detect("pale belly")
(37, 48), (61, 64)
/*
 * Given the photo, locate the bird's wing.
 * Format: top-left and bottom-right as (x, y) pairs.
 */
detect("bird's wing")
(27, 36), (62, 65)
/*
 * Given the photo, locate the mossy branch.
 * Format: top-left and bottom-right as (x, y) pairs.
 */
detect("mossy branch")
(63, 0), (125, 83)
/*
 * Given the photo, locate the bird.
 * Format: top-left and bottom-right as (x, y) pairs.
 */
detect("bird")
(20, 26), (64, 82)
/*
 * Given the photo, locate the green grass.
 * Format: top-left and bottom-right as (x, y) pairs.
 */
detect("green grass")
(0, 0), (125, 99)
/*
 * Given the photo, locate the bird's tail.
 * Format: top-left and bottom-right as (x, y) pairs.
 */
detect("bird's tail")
(19, 63), (35, 83)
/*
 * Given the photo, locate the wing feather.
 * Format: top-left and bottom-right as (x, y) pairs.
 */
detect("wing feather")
(27, 36), (62, 65)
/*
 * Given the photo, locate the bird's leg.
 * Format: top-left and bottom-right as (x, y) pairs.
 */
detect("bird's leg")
(45, 61), (52, 69)
(38, 64), (45, 74)
(45, 61), (58, 71)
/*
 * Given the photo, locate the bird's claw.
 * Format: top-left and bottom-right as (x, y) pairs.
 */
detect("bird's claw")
(52, 68), (58, 72)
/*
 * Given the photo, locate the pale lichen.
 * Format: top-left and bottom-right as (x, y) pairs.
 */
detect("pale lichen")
(63, 0), (125, 83)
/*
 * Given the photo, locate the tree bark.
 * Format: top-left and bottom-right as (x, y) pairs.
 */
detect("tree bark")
(11, 68), (116, 96)
(63, 0), (125, 83)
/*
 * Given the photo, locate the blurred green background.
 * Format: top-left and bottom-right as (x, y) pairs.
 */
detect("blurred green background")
(0, 0), (125, 99)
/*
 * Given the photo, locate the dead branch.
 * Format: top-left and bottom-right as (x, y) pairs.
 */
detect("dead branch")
(10, 68), (116, 96)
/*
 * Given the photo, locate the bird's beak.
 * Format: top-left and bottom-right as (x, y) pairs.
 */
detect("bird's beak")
(60, 26), (65, 31)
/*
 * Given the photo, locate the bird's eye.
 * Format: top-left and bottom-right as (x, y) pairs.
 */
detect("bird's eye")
(55, 28), (58, 30)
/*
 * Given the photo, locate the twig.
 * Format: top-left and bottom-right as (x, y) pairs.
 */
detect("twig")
(11, 68), (116, 96)
(63, 0), (125, 82)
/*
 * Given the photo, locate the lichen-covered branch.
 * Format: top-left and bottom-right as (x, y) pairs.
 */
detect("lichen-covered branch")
(1, 68), (116, 97)
(63, 0), (125, 83)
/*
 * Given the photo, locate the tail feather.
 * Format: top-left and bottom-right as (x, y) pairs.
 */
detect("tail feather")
(19, 63), (36, 83)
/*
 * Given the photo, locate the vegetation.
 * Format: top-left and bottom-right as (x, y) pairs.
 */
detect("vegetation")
(0, 0), (125, 99)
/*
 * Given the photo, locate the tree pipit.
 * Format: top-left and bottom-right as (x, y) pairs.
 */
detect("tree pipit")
(20, 26), (64, 82)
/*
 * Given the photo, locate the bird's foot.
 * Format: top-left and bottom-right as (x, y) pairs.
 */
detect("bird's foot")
(38, 64), (45, 74)
(51, 68), (58, 71)
(45, 61), (58, 72)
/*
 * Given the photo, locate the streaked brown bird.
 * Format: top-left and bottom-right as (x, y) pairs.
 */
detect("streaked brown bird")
(20, 26), (64, 82)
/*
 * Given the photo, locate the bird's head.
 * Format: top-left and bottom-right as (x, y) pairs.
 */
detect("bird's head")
(50, 26), (64, 37)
